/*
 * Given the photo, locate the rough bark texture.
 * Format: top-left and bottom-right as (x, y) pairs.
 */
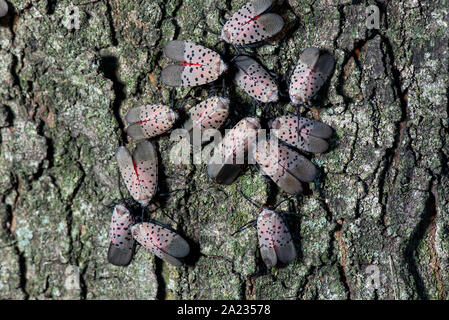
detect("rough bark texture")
(0, 0), (448, 300)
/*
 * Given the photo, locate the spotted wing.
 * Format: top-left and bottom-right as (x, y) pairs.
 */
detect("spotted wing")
(255, 142), (317, 195)
(257, 208), (296, 268)
(234, 56), (278, 103)
(132, 141), (158, 207)
(221, 0), (283, 45)
(188, 97), (230, 130)
(257, 209), (277, 268)
(162, 64), (223, 87)
(126, 104), (178, 140)
(116, 146), (141, 203)
(271, 211), (296, 265)
(271, 115), (333, 153)
(162, 41), (227, 87)
(289, 47), (334, 105)
(108, 203), (135, 266)
(116, 141), (158, 207)
(131, 222), (190, 266)
(207, 117), (261, 184)
(164, 40), (223, 65)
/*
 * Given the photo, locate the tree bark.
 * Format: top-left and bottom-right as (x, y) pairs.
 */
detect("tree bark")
(0, 0), (447, 299)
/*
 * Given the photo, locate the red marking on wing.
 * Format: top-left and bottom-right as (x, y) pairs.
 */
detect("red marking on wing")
(156, 244), (169, 255)
(132, 161), (140, 182)
(181, 62), (202, 66)
(244, 13), (262, 25)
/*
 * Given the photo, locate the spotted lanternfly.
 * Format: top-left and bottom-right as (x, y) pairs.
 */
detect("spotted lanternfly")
(221, 0), (284, 46)
(108, 203), (135, 266)
(257, 207), (296, 268)
(270, 115), (333, 154)
(254, 141), (317, 194)
(208, 117), (261, 185)
(116, 141), (158, 207)
(184, 96), (230, 132)
(161, 40), (228, 87)
(125, 104), (178, 140)
(131, 222), (190, 266)
(289, 47), (334, 106)
(233, 56), (278, 103)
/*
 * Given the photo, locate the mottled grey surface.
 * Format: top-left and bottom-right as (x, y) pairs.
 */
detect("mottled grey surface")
(0, 0), (448, 299)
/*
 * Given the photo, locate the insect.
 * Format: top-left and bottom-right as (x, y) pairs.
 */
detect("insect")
(116, 140), (158, 207)
(233, 55), (278, 103)
(131, 221), (190, 266)
(257, 207), (296, 268)
(161, 40), (228, 87)
(221, 0), (284, 46)
(254, 141), (317, 194)
(184, 96), (230, 132)
(0, 0), (7, 17)
(108, 203), (135, 266)
(289, 47), (334, 106)
(125, 104), (178, 140)
(207, 117), (261, 185)
(270, 115), (333, 154)
(233, 193), (297, 269)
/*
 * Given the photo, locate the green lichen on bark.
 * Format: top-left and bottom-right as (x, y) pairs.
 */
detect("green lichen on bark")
(0, 0), (448, 300)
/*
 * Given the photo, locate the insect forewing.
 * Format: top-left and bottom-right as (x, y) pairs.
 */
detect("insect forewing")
(132, 141), (158, 206)
(131, 222), (190, 266)
(116, 141), (158, 207)
(257, 208), (296, 268)
(271, 115), (333, 153)
(207, 117), (261, 184)
(234, 56), (278, 103)
(186, 97), (230, 131)
(255, 142), (317, 194)
(289, 47), (334, 106)
(257, 209), (278, 268)
(116, 146), (141, 202)
(108, 203), (135, 266)
(271, 211), (296, 264)
(125, 104), (178, 140)
(161, 40), (227, 87)
(221, 0), (284, 45)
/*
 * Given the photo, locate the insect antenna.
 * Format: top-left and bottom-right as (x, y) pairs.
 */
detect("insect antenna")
(140, 205), (145, 223)
(273, 196), (296, 211)
(282, 211), (304, 216)
(237, 188), (262, 209)
(216, 6), (227, 27)
(197, 23), (221, 36)
(158, 187), (188, 198)
(159, 208), (178, 224)
(231, 219), (257, 236)
(232, 44), (257, 56)
(222, 76), (230, 97)
(117, 167), (126, 201)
